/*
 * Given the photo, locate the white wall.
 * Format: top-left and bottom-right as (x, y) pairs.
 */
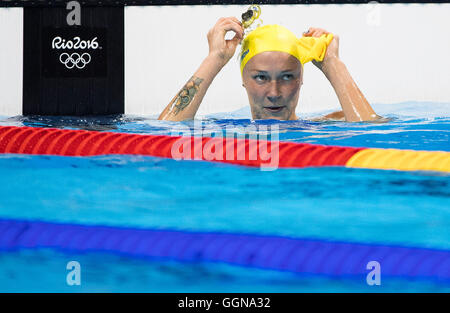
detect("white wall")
(125, 3), (450, 116)
(0, 8), (22, 116)
(1, 4), (449, 117)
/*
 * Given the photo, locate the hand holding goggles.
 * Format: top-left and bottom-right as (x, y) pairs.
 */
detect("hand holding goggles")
(241, 5), (261, 29)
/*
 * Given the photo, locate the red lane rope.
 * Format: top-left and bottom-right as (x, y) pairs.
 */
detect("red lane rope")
(0, 126), (363, 168)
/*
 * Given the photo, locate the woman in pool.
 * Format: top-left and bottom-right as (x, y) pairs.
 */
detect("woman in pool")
(158, 17), (380, 122)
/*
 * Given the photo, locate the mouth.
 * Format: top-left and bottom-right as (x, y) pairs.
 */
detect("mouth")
(263, 106), (285, 113)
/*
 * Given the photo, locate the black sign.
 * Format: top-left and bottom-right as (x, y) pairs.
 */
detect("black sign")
(42, 27), (107, 78)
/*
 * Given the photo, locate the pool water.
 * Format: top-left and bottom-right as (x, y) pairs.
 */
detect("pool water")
(0, 101), (449, 292)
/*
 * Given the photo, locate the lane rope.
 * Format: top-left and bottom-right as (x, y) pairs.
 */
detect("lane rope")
(0, 125), (449, 172)
(0, 218), (449, 282)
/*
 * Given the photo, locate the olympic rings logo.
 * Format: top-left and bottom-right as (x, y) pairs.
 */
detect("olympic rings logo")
(59, 53), (91, 69)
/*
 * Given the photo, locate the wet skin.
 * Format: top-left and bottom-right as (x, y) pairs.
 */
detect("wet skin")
(242, 51), (303, 120)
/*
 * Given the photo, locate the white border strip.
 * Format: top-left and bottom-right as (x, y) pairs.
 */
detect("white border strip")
(0, 8), (23, 116)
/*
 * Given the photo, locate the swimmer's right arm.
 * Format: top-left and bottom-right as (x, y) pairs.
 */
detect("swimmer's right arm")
(158, 17), (244, 121)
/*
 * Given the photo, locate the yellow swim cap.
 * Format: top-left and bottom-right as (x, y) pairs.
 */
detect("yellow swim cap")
(239, 24), (334, 75)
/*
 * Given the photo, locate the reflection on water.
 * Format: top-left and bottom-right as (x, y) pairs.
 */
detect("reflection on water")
(0, 101), (448, 292)
(0, 101), (448, 151)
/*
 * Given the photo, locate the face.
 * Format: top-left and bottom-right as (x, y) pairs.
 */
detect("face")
(242, 51), (303, 120)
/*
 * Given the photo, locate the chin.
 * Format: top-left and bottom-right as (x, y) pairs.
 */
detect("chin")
(251, 107), (292, 121)
(264, 115), (289, 121)
(262, 110), (291, 120)
(252, 114), (290, 121)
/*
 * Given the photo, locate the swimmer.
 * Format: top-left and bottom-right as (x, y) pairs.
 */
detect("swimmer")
(158, 16), (382, 122)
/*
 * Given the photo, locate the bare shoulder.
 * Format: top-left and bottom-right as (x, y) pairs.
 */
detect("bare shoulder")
(308, 111), (389, 123)
(309, 110), (345, 122)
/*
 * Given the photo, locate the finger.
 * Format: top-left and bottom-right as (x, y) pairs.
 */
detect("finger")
(312, 30), (326, 37)
(227, 33), (242, 47)
(305, 27), (330, 37)
(304, 27), (317, 35)
(316, 28), (331, 37)
(216, 17), (226, 24)
(213, 17), (226, 29)
(220, 21), (244, 39)
(219, 17), (243, 28)
(221, 18), (244, 33)
(219, 16), (240, 24)
(223, 24), (244, 40)
(228, 16), (242, 26)
(315, 28), (328, 34)
(223, 34), (241, 55)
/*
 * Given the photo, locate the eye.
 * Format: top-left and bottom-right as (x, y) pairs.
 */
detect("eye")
(253, 75), (268, 83)
(281, 74), (294, 81)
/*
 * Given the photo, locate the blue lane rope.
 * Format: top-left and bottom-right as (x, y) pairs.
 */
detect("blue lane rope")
(0, 218), (449, 282)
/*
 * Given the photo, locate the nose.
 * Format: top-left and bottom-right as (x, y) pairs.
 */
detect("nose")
(267, 80), (281, 103)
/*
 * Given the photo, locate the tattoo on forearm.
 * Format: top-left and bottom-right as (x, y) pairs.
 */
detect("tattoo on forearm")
(169, 76), (204, 115)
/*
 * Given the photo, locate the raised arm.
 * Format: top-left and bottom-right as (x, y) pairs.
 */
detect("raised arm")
(158, 17), (244, 121)
(305, 28), (380, 122)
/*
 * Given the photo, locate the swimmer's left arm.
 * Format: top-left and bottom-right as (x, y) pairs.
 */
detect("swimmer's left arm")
(305, 28), (382, 122)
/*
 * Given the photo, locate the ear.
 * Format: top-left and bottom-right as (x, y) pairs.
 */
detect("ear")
(300, 65), (304, 86)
